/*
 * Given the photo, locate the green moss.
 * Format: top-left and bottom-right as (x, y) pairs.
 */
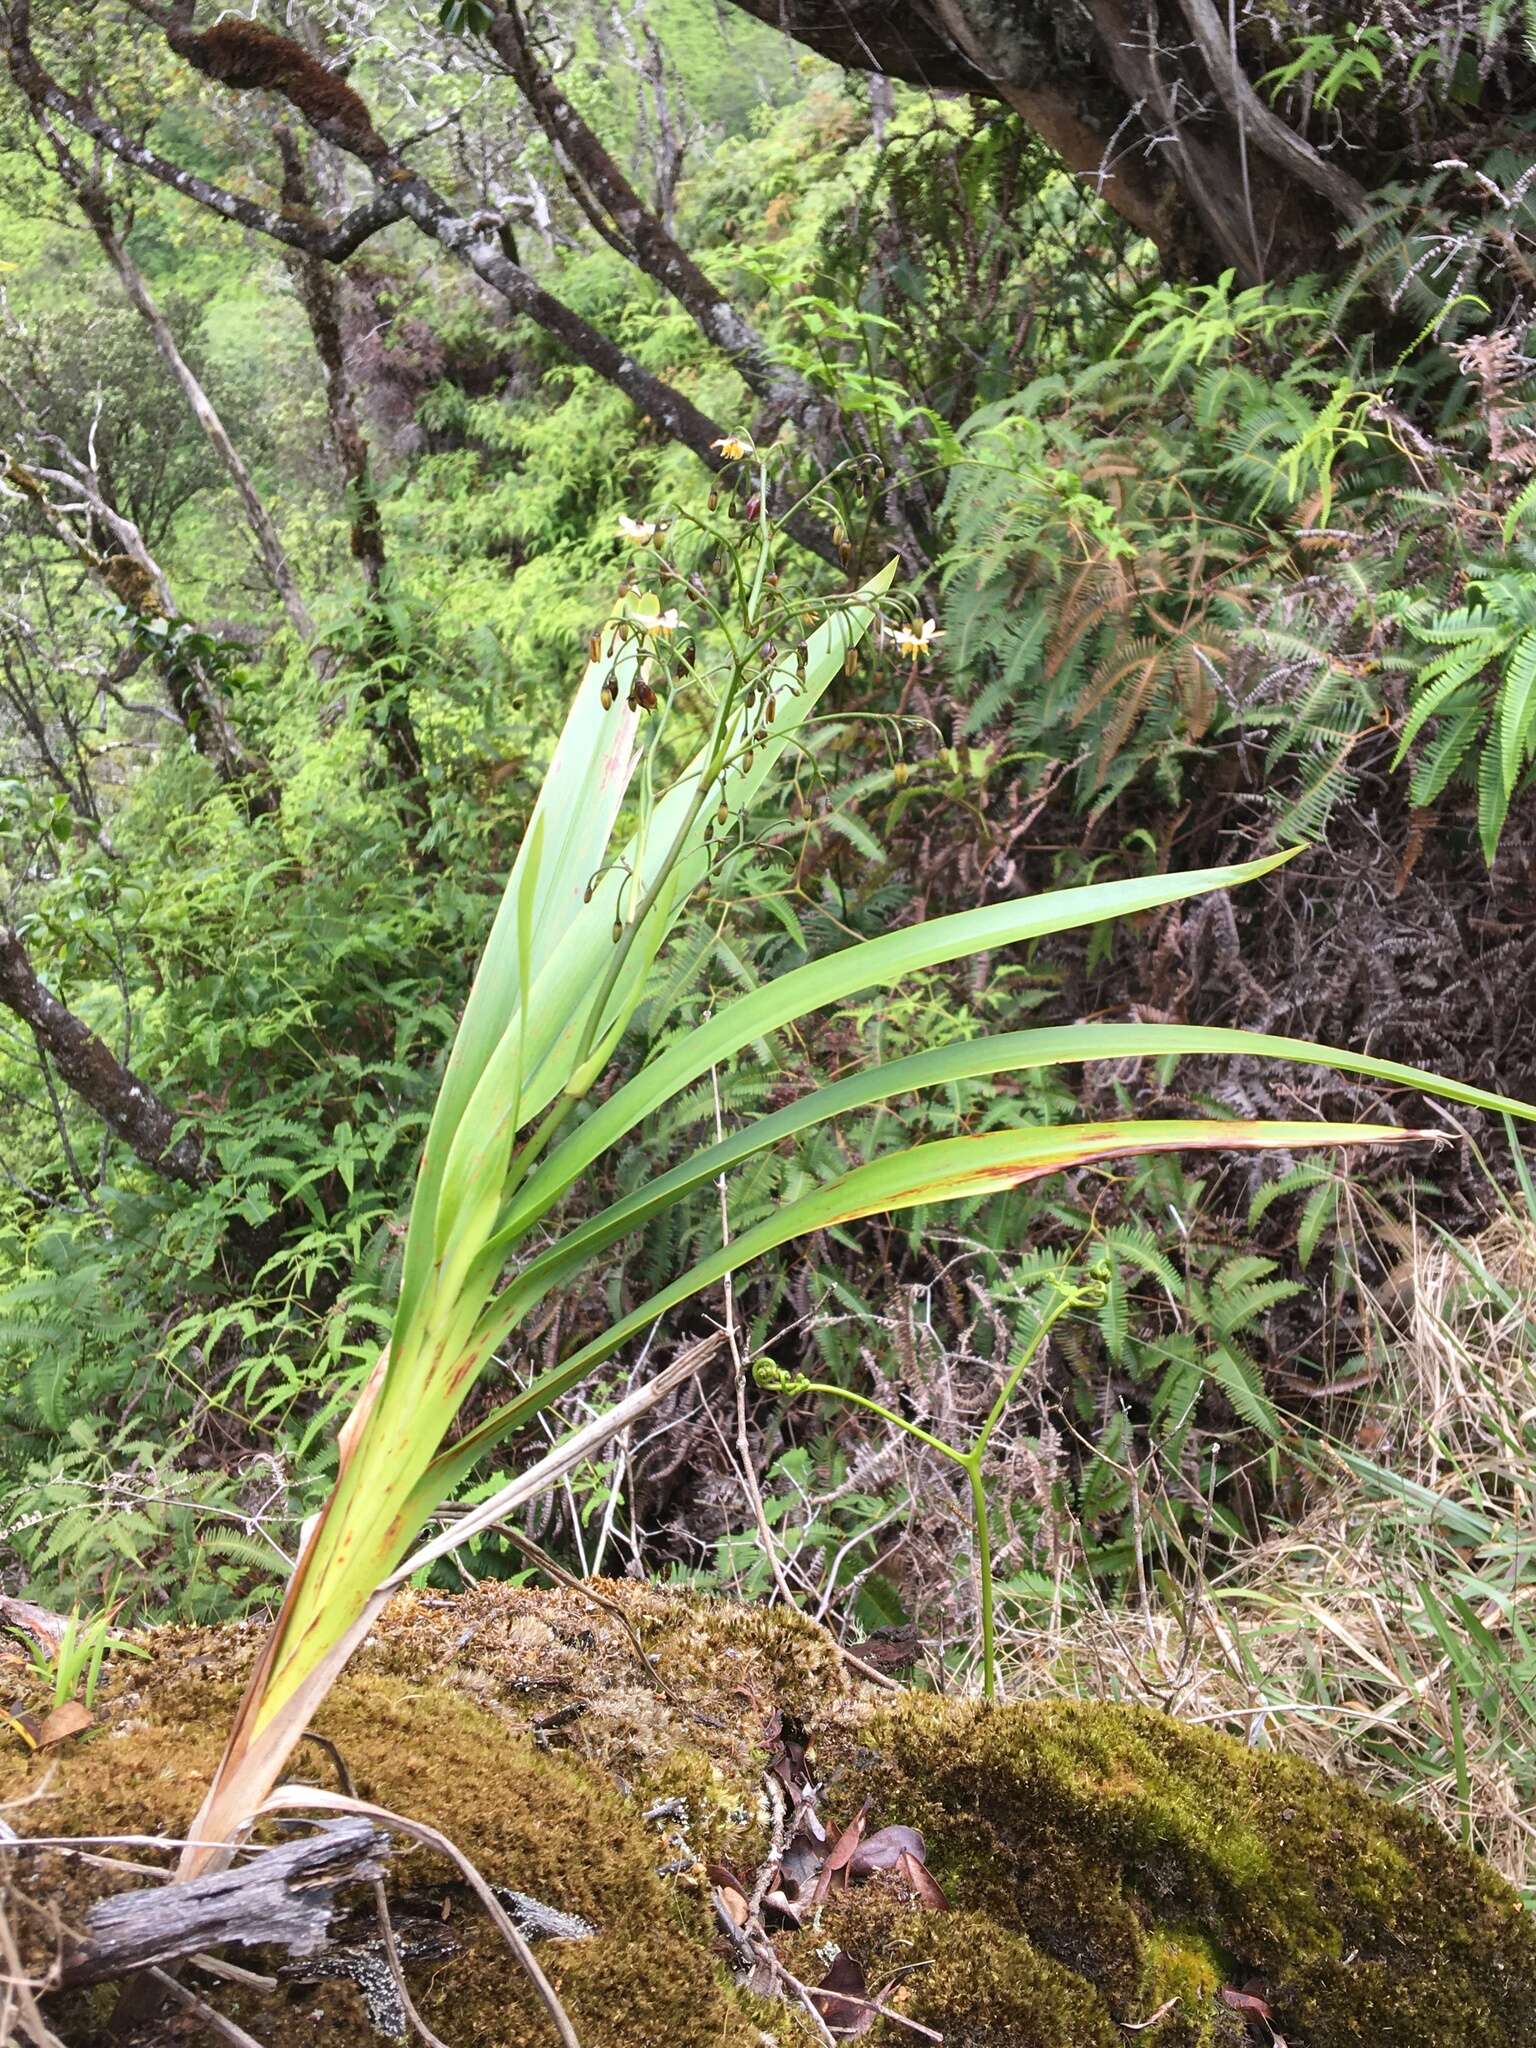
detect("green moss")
(824, 1695), (1536, 2044)
(6, 1587), (1535, 2047)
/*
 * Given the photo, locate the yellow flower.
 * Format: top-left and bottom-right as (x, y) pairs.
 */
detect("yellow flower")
(893, 617), (942, 657)
(617, 514), (657, 544)
(711, 432), (754, 461)
(629, 593), (680, 636)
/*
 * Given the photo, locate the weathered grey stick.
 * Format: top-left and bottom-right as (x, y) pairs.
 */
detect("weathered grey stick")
(58, 1820), (390, 1987)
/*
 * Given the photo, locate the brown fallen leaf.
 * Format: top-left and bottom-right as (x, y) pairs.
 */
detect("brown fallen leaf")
(775, 1834), (822, 1915)
(812, 1950), (876, 2038)
(1220, 1985), (1272, 2019)
(37, 1699), (95, 1747)
(812, 1800), (869, 1904)
(715, 1883), (749, 1929)
(853, 1622), (922, 1676)
(894, 1845), (949, 1912)
(843, 1823), (948, 1910)
(761, 1888), (801, 1928)
(848, 1824), (925, 1877)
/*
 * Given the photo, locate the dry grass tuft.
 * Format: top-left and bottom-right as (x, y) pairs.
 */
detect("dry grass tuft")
(988, 1209), (1536, 1899)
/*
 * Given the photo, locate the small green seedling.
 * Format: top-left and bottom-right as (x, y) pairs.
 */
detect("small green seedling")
(17, 1602), (149, 1713)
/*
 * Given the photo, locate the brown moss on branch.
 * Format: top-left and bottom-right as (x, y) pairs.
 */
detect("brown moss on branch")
(166, 23), (385, 158)
(4, 1584), (1534, 2046)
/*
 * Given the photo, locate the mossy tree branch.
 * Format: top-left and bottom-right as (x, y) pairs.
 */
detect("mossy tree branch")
(0, 447), (279, 814)
(483, 0), (824, 434)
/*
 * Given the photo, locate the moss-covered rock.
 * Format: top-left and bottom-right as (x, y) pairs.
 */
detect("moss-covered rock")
(4, 1583), (1533, 2046)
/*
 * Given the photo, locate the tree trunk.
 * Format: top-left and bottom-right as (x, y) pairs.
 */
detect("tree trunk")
(274, 127), (428, 799)
(715, 0), (1536, 283)
(75, 189), (318, 645)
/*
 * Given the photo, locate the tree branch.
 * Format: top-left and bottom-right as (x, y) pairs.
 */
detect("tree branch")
(0, 448), (278, 811)
(1, 5), (841, 566)
(1, 5), (402, 259)
(0, 924), (210, 1189)
(916, 0), (1178, 249)
(1173, 0), (1368, 225)
(1085, 0), (1268, 280)
(65, 168), (319, 646)
(485, 0), (822, 429)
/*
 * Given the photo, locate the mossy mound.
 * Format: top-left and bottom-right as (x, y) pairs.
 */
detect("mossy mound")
(4, 1582), (1533, 2046)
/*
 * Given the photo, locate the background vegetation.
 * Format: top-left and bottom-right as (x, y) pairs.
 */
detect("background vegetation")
(4, 0), (1536, 1901)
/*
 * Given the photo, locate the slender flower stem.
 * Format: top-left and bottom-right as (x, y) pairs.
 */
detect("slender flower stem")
(966, 1456), (997, 1701)
(763, 1269), (1106, 1701)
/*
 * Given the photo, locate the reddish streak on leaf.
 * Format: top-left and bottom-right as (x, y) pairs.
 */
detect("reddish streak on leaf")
(823, 1123), (1427, 1228)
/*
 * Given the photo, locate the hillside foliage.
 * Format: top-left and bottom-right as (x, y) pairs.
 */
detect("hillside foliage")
(3, 0), (1536, 1900)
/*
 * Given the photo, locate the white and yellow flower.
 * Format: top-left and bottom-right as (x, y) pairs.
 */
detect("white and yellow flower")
(628, 593), (680, 636)
(711, 432), (755, 461)
(892, 617), (943, 658)
(617, 514), (657, 545)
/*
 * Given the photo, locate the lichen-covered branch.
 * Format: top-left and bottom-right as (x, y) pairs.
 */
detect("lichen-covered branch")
(0, 448), (278, 811)
(71, 180), (318, 648)
(0, 924), (210, 1189)
(0, 3), (403, 258)
(2, 4), (841, 565)
(1173, 0), (1368, 226)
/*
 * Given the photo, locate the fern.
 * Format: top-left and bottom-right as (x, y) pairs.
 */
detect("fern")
(1395, 557), (1536, 861)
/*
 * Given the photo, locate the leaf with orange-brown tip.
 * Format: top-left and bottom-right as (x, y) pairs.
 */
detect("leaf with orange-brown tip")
(423, 1118), (1437, 1502)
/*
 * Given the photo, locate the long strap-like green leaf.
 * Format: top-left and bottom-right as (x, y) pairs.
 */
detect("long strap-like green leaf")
(491, 851), (1307, 1250)
(420, 1114), (1425, 1509)
(475, 1018), (1536, 1337)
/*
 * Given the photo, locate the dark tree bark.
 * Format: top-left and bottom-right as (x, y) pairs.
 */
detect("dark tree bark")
(484, 0), (823, 432)
(275, 131), (388, 605)
(714, 0), (1536, 282)
(0, 924), (210, 1189)
(59, 1821), (392, 1987)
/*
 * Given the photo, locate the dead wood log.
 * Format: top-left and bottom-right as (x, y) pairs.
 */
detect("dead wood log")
(57, 1819), (390, 1987)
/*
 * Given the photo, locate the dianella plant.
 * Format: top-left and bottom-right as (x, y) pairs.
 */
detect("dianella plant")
(183, 453), (1536, 1875)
